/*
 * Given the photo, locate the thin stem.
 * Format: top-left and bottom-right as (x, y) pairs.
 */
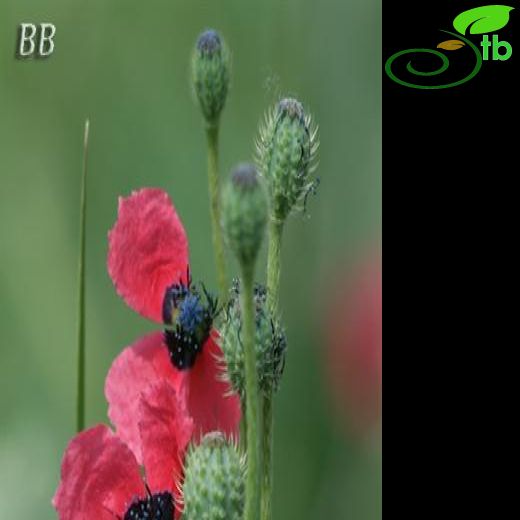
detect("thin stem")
(266, 220), (284, 314)
(76, 118), (90, 433)
(260, 394), (274, 520)
(242, 265), (261, 520)
(261, 218), (284, 520)
(240, 402), (248, 452)
(206, 124), (228, 300)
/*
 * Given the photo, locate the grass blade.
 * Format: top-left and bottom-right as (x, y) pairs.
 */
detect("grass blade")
(76, 118), (89, 433)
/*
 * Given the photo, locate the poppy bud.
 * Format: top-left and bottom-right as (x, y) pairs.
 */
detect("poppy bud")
(222, 163), (267, 270)
(182, 432), (245, 520)
(256, 97), (319, 222)
(191, 29), (230, 127)
(220, 280), (286, 398)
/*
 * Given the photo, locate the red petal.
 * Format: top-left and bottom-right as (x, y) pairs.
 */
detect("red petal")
(106, 332), (241, 469)
(108, 188), (189, 322)
(184, 333), (241, 440)
(139, 381), (194, 496)
(105, 332), (178, 463)
(53, 425), (144, 520)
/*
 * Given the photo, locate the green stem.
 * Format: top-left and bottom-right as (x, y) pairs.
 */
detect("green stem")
(261, 218), (284, 519)
(76, 119), (89, 433)
(240, 401), (248, 452)
(261, 394), (274, 520)
(266, 220), (284, 314)
(206, 125), (228, 300)
(242, 265), (261, 520)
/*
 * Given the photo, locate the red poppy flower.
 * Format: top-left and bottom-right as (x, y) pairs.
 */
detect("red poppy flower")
(106, 188), (240, 461)
(325, 253), (382, 437)
(53, 380), (193, 519)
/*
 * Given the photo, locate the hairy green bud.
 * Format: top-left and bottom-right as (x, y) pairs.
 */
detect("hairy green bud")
(220, 280), (287, 398)
(182, 432), (245, 520)
(222, 163), (267, 270)
(192, 29), (230, 127)
(256, 97), (319, 222)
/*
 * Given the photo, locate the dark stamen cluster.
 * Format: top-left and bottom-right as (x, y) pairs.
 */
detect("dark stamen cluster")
(162, 271), (218, 370)
(124, 492), (173, 520)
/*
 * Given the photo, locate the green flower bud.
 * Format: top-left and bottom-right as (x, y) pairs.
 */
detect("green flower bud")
(191, 29), (230, 127)
(222, 163), (267, 270)
(182, 432), (245, 520)
(256, 97), (319, 222)
(220, 280), (287, 399)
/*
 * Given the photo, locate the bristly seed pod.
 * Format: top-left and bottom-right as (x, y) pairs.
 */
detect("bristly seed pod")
(256, 97), (319, 222)
(192, 29), (231, 127)
(182, 432), (245, 520)
(222, 163), (267, 270)
(219, 279), (287, 399)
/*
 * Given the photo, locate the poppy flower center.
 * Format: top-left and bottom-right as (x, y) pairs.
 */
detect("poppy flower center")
(162, 276), (217, 370)
(124, 491), (173, 520)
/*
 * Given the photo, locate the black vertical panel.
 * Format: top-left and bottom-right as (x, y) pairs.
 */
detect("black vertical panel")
(383, 1), (517, 515)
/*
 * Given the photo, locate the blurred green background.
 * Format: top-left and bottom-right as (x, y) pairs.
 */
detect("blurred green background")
(0, 0), (381, 518)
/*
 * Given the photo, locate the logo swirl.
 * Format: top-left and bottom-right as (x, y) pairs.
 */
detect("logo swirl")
(385, 30), (483, 89)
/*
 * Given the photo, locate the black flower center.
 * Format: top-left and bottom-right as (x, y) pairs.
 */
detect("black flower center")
(162, 272), (217, 370)
(124, 491), (173, 520)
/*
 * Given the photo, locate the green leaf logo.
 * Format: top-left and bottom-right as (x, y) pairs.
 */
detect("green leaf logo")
(453, 5), (514, 35)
